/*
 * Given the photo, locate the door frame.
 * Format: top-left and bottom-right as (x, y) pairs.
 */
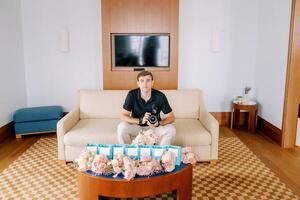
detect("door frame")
(282, 0), (300, 148)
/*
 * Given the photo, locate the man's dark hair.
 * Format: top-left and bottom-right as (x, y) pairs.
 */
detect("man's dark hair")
(137, 70), (153, 81)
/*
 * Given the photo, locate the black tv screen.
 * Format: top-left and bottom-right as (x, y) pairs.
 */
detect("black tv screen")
(112, 34), (170, 68)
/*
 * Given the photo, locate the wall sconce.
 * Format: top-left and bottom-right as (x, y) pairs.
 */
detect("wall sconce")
(211, 28), (221, 53)
(59, 28), (70, 53)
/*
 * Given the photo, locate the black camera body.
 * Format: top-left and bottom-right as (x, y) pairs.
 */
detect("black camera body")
(148, 105), (159, 125)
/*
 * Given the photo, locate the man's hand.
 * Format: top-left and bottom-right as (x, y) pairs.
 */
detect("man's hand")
(142, 112), (151, 124)
(159, 112), (175, 126)
(120, 109), (140, 124)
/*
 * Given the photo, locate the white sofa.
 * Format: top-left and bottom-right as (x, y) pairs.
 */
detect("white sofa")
(57, 90), (219, 162)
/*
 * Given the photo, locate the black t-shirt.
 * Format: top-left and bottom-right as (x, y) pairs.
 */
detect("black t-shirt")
(123, 88), (172, 124)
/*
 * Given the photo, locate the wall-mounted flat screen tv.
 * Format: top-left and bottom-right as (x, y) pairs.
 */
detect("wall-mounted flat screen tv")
(111, 34), (170, 69)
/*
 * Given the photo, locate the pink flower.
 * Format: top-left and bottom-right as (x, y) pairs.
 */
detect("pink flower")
(150, 159), (162, 173)
(88, 157), (94, 163)
(182, 147), (198, 165)
(92, 154), (109, 163)
(136, 166), (146, 175)
(123, 157), (137, 180)
(124, 169), (135, 180)
(161, 151), (175, 163)
(113, 167), (122, 176)
(145, 136), (156, 145)
(137, 164), (148, 176)
(114, 153), (124, 165)
(76, 157), (89, 171)
(182, 153), (197, 165)
(75, 149), (95, 171)
(164, 163), (175, 172)
(91, 162), (108, 174)
(140, 155), (152, 162)
(152, 133), (160, 144)
(91, 154), (110, 174)
(111, 160), (123, 174)
(145, 129), (160, 144)
(136, 155), (163, 176)
(137, 163), (151, 176)
(132, 134), (146, 145)
(144, 129), (155, 136)
(110, 153), (125, 177)
(182, 146), (192, 154)
(123, 157), (134, 168)
(132, 129), (161, 145)
(161, 151), (176, 172)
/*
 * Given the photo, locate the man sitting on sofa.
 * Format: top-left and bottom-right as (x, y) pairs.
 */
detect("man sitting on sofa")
(117, 70), (176, 145)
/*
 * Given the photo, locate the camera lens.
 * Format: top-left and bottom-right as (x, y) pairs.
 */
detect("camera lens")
(148, 115), (158, 124)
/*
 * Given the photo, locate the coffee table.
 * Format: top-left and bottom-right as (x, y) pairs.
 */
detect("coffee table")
(78, 164), (192, 200)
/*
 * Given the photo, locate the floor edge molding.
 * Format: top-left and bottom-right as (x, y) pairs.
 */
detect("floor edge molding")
(0, 122), (14, 143)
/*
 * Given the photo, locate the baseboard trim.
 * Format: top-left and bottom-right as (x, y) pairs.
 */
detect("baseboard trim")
(210, 112), (282, 146)
(211, 112), (248, 126)
(257, 116), (282, 146)
(0, 122), (14, 143)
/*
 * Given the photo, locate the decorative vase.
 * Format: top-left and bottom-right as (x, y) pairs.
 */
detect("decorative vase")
(242, 94), (248, 104)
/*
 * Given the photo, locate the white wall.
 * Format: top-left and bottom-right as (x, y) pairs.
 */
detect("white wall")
(0, 0), (27, 127)
(22, 0), (260, 112)
(179, 0), (258, 111)
(179, 0), (292, 129)
(255, 0), (292, 128)
(20, 0), (292, 129)
(21, 0), (102, 111)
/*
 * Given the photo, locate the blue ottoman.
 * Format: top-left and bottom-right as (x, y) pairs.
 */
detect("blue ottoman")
(13, 106), (63, 138)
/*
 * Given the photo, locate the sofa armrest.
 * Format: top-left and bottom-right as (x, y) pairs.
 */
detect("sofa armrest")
(57, 108), (80, 160)
(199, 109), (219, 160)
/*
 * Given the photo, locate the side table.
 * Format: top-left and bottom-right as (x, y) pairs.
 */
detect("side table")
(230, 101), (258, 133)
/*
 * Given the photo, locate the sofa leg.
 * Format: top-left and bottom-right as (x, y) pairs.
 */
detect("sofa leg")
(58, 160), (67, 165)
(16, 135), (22, 139)
(210, 160), (217, 165)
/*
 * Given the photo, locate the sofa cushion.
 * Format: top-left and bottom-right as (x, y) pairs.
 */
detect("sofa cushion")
(64, 118), (211, 147)
(14, 106), (63, 123)
(64, 119), (120, 146)
(14, 119), (59, 134)
(173, 119), (211, 146)
(78, 90), (202, 119)
(162, 90), (201, 119)
(79, 90), (128, 119)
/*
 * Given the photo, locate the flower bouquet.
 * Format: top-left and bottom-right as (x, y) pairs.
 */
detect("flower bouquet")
(75, 146), (198, 180)
(132, 129), (160, 145)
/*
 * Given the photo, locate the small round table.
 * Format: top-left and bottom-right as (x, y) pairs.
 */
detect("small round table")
(78, 164), (192, 200)
(230, 101), (258, 133)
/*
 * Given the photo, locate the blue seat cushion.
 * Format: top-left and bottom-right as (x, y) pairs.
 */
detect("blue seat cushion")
(14, 119), (59, 134)
(14, 106), (63, 123)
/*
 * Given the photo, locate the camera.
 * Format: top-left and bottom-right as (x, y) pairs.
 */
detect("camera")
(148, 105), (159, 125)
(148, 114), (158, 125)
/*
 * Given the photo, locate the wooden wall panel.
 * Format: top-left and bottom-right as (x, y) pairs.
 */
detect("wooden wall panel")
(102, 0), (178, 89)
(0, 122), (14, 143)
(109, 0), (171, 33)
(211, 112), (249, 126)
(257, 116), (282, 145)
(282, 0), (300, 148)
(211, 112), (282, 145)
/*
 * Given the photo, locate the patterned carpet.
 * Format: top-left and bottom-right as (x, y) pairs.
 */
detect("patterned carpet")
(0, 137), (299, 200)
